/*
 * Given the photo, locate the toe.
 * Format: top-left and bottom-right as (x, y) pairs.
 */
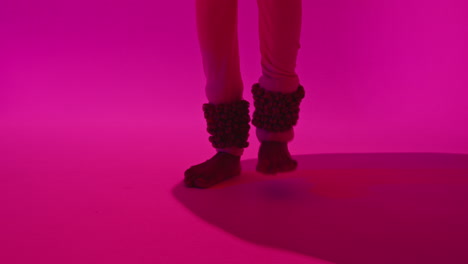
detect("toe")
(266, 161), (280, 174)
(193, 173), (222, 189)
(280, 159), (298, 172)
(256, 160), (278, 175)
(256, 160), (269, 174)
(184, 166), (203, 187)
(193, 177), (211, 189)
(284, 159), (298, 171)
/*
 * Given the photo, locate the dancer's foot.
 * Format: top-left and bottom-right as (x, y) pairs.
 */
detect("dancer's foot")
(184, 152), (241, 188)
(256, 141), (298, 174)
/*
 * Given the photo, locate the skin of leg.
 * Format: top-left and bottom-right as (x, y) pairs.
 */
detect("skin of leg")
(255, 0), (303, 173)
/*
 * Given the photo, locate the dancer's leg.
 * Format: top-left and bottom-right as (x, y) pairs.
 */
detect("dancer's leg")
(255, 0), (303, 174)
(196, 0), (245, 156)
(185, 0), (249, 188)
(196, 0), (244, 105)
(256, 0), (302, 143)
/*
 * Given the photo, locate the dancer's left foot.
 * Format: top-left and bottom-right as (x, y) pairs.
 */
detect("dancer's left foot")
(184, 152), (241, 188)
(256, 141), (298, 174)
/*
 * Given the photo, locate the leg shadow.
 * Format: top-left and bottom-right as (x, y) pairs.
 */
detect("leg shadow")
(172, 152), (468, 264)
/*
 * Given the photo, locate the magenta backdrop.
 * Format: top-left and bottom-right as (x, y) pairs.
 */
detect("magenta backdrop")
(1, 0), (467, 154)
(1, 1), (468, 264)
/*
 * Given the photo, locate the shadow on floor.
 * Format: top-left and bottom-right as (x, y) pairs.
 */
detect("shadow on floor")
(172, 153), (468, 264)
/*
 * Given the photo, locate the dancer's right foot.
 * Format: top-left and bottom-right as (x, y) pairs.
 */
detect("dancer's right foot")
(184, 152), (241, 188)
(256, 141), (298, 174)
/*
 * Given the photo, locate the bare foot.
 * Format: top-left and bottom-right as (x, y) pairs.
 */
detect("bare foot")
(184, 152), (241, 188)
(256, 141), (298, 174)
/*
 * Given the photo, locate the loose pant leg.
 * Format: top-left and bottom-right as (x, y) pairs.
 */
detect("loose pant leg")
(256, 0), (303, 143)
(195, 0), (245, 156)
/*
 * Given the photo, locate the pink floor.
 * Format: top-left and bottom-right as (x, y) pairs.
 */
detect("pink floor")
(1, 0), (468, 263)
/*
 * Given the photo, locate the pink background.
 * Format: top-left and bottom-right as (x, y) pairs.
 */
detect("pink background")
(1, 0), (467, 154)
(1, 0), (468, 263)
